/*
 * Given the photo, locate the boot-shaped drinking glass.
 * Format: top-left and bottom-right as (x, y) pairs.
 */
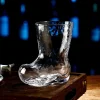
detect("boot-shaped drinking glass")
(18, 21), (73, 87)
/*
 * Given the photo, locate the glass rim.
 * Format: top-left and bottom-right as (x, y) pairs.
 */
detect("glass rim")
(35, 21), (73, 25)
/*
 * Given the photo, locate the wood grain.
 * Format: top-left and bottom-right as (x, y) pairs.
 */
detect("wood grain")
(78, 75), (100, 100)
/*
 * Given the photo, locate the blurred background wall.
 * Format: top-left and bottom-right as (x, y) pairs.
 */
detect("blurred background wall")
(0, 0), (100, 75)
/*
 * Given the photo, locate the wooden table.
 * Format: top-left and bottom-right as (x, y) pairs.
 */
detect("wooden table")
(78, 75), (100, 100)
(0, 72), (86, 100)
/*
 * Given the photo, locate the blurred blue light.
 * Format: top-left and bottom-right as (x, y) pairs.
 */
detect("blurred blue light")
(71, 0), (77, 3)
(0, 15), (9, 37)
(50, 17), (59, 21)
(51, 0), (56, 8)
(72, 65), (77, 72)
(90, 68), (95, 75)
(93, 3), (98, 12)
(20, 21), (29, 40)
(20, 4), (26, 13)
(70, 17), (79, 38)
(53, 11), (58, 16)
(0, 0), (5, 5)
(91, 27), (100, 42)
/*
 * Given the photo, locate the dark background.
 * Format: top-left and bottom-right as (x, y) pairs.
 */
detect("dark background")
(0, 0), (100, 75)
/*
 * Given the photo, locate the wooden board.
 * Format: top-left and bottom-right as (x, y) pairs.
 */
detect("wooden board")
(0, 72), (87, 100)
(78, 75), (100, 100)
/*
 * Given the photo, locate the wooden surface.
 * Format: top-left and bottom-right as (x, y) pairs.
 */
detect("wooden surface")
(0, 73), (86, 100)
(78, 75), (100, 100)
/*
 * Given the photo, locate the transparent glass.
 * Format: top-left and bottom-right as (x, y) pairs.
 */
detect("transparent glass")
(18, 21), (73, 87)
(0, 64), (14, 83)
(0, 75), (3, 83)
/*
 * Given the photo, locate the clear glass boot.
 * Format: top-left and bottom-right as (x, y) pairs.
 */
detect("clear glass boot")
(18, 21), (73, 87)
